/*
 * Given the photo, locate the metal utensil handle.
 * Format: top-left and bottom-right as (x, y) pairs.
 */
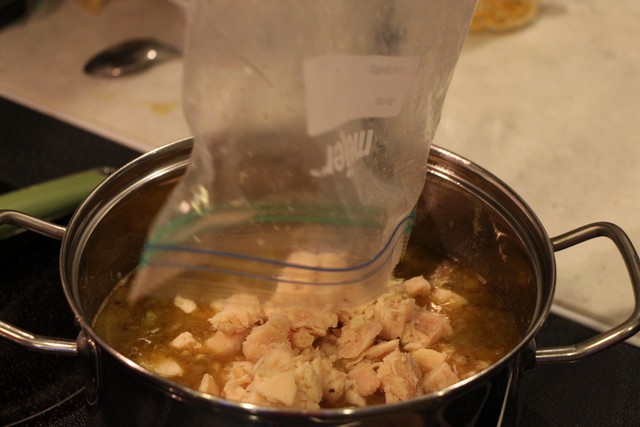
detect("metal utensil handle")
(536, 222), (640, 364)
(0, 210), (77, 355)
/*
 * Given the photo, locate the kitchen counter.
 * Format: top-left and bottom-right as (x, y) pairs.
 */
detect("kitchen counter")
(435, 1), (640, 347)
(1, 0), (639, 347)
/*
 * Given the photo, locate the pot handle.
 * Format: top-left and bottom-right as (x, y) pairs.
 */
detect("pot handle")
(535, 222), (640, 364)
(0, 318), (77, 355)
(0, 168), (111, 354)
(0, 210), (66, 240)
(0, 210), (77, 354)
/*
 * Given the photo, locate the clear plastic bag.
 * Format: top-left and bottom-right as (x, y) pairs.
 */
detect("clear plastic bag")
(129, 0), (477, 306)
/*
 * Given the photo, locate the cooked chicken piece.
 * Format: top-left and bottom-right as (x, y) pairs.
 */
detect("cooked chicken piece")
(248, 348), (326, 409)
(422, 362), (460, 392)
(311, 356), (347, 403)
(242, 313), (292, 363)
(374, 293), (415, 340)
(377, 350), (423, 403)
(344, 338), (401, 370)
(252, 369), (298, 406)
(348, 361), (380, 397)
(142, 356), (183, 378)
(198, 373), (220, 396)
(336, 315), (383, 359)
(242, 391), (273, 406)
(222, 361), (255, 402)
(344, 387), (367, 407)
(271, 306), (338, 337)
(249, 349), (298, 406)
(411, 348), (448, 374)
(401, 309), (453, 351)
(431, 288), (468, 309)
(296, 346), (326, 363)
(293, 360), (323, 409)
(205, 330), (245, 358)
(209, 293), (265, 334)
(291, 329), (315, 349)
(171, 331), (201, 350)
(460, 360), (491, 379)
(173, 295), (197, 314)
(415, 310), (453, 340)
(364, 339), (400, 361)
(403, 275), (432, 298)
(279, 251), (348, 281)
(270, 251), (364, 309)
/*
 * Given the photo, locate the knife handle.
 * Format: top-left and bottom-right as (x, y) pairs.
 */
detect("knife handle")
(0, 167), (112, 239)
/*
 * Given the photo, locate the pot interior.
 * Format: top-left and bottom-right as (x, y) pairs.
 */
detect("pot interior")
(63, 138), (554, 374)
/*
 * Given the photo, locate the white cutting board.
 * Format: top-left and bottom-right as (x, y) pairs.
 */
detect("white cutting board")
(0, 0), (191, 152)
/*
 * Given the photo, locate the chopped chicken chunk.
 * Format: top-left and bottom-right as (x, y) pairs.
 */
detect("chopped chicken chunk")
(364, 339), (399, 361)
(293, 360), (323, 409)
(222, 361), (254, 402)
(171, 331), (201, 350)
(209, 293), (265, 334)
(336, 315), (382, 359)
(271, 306), (338, 337)
(173, 295), (197, 314)
(377, 350), (423, 403)
(374, 292), (415, 340)
(401, 310), (453, 351)
(242, 313), (292, 362)
(422, 362), (460, 392)
(143, 357), (183, 378)
(205, 330), (245, 358)
(404, 275), (432, 298)
(311, 356), (347, 403)
(431, 288), (468, 309)
(348, 361), (380, 397)
(249, 349), (298, 406)
(199, 373), (220, 396)
(344, 387), (367, 407)
(411, 348), (448, 373)
(291, 329), (315, 349)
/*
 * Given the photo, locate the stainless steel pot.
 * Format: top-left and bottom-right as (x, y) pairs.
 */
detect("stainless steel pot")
(2, 138), (639, 426)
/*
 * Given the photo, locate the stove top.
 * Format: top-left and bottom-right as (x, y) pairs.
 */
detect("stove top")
(0, 220), (86, 426)
(1, 97), (640, 426)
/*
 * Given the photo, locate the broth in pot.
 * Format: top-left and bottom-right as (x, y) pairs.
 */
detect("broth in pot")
(95, 246), (520, 409)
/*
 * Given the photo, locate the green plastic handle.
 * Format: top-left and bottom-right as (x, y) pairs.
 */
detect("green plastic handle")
(0, 167), (112, 239)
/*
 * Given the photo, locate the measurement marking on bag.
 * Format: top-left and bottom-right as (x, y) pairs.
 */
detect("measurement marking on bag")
(304, 54), (419, 136)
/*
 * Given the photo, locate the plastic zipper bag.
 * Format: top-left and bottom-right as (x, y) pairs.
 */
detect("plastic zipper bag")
(129, 0), (477, 308)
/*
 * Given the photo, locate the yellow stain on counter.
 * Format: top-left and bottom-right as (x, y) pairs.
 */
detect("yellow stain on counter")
(146, 101), (179, 116)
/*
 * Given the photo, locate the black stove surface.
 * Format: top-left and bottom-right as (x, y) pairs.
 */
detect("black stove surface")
(1, 97), (639, 426)
(0, 222), (86, 427)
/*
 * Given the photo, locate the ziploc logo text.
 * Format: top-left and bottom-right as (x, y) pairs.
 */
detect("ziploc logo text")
(310, 129), (374, 178)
